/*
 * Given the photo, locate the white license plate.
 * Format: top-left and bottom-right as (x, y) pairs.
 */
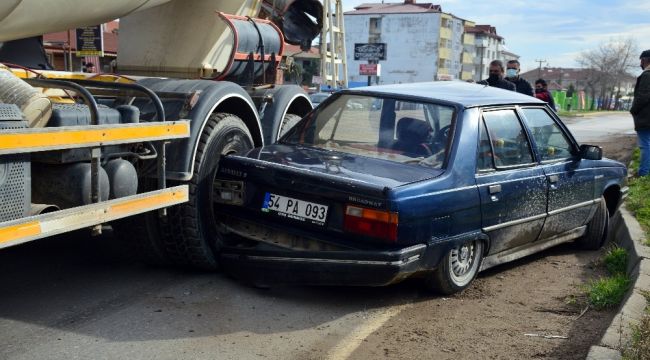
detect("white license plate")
(261, 192), (328, 225)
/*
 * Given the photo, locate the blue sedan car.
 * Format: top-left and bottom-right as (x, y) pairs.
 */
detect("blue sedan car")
(213, 82), (627, 294)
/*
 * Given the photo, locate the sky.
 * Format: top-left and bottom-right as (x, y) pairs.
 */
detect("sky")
(341, 0), (650, 73)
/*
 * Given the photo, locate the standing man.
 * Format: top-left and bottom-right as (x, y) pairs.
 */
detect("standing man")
(631, 49), (650, 177)
(478, 60), (516, 91)
(505, 60), (534, 96)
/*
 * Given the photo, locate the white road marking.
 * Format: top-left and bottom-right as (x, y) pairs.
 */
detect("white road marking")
(325, 304), (409, 360)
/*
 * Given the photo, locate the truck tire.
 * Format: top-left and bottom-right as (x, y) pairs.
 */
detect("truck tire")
(163, 113), (254, 270)
(575, 196), (609, 250)
(278, 113), (302, 139)
(113, 178), (171, 266)
(424, 240), (483, 295)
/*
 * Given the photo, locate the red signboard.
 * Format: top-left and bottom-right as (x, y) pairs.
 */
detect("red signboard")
(359, 64), (381, 76)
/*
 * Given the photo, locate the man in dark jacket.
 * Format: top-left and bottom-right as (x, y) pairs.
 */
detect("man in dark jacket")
(631, 49), (650, 176)
(478, 60), (515, 91)
(505, 60), (534, 96)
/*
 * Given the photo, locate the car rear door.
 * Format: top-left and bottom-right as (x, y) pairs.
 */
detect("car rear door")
(518, 107), (596, 239)
(475, 108), (547, 255)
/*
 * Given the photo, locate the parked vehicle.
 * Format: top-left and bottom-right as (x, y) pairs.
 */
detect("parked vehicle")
(212, 82), (627, 294)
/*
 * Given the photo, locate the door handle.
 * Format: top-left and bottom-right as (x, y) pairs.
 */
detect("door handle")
(488, 184), (501, 194)
(548, 174), (559, 190)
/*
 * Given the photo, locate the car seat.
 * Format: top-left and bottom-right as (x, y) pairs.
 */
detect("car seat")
(391, 117), (433, 157)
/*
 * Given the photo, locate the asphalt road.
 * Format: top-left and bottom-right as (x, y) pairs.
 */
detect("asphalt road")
(563, 111), (636, 143)
(0, 111), (637, 360)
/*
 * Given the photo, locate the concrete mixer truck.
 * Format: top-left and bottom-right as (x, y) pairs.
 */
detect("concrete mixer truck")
(0, 0), (347, 269)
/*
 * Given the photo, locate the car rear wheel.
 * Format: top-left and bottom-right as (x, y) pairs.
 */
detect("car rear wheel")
(575, 196), (609, 250)
(425, 240), (483, 295)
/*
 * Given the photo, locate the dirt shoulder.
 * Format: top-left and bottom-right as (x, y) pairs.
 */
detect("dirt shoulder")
(348, 135), (637, 360)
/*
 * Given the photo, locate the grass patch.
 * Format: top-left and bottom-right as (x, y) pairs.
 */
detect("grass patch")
(627, 148), (650, 243)
(604, 247), (629, 275)
(587, 274), (631, 310)
(621, 139), (650, 359)
(584, 247), (631, 310)
(622, 291), (650, 360)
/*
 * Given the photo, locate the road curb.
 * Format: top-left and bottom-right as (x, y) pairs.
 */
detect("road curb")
(587, 205), (649, 359)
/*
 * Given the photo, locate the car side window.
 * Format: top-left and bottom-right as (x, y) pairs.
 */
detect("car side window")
(520, 108), (574, 161)
(482, 109), (534, 168)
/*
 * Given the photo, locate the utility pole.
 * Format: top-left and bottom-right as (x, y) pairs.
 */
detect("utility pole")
(535, 59), (546, 79)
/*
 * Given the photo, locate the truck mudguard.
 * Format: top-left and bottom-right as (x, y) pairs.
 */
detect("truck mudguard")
(251, 84), (312, 144)
(135, 78), (262, 181)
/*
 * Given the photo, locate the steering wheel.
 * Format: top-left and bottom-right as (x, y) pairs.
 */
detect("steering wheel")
(432, 124), (452, 147)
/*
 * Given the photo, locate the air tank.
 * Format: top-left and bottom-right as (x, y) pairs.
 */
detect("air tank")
(32, 162), (110, 209)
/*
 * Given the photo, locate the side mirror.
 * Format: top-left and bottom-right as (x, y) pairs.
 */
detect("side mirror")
(579, 144), (602, 160)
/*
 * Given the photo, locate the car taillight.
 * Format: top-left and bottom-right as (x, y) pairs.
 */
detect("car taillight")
(343, 205), (398, 242)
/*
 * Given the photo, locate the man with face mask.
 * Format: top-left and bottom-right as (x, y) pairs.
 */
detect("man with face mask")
(631, 49), (650, 176)
(478, 60), (516, 91)
(505, 60), (534, 96)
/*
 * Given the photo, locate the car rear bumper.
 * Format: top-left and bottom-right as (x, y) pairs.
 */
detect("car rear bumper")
(219, 243), (430, 287)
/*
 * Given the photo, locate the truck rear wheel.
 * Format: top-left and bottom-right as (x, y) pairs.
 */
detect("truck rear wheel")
(278, 113), (302, 139)
(113, 178), (171, 266)
(147, 112), (252, 270)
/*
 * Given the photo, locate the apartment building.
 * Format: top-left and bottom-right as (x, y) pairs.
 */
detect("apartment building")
(344, 1), (475, 86)
(464, 25), (521, 82)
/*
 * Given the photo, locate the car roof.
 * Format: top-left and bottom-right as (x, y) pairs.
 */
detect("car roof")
(340, 81), (545, 108)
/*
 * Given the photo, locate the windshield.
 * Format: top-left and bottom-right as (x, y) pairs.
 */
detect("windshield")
(283, 94), (455, 168)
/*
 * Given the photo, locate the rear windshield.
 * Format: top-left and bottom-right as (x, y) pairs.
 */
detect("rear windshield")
(282, 94), (455, 168)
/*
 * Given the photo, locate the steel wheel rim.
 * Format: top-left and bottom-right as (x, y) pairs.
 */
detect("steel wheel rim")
(448, 241), (478, 286)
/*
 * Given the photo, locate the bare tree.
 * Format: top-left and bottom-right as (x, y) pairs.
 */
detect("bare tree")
(577, 37), (638, 110)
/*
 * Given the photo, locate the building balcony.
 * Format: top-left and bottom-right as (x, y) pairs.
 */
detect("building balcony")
(439, 27), (452, 39)
(462, 52), (473, 64)
(438, 47), (451, 59)
(461, 71), (473, 80)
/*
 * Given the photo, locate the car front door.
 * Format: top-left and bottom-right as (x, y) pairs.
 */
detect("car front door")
(518, 107), (596, 239)
(476, 108), (547, 255)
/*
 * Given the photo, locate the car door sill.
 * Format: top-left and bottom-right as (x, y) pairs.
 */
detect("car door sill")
(479, 226), (587, 272)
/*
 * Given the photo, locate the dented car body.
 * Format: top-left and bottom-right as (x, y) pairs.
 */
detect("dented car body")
(213, 82), (627, 294)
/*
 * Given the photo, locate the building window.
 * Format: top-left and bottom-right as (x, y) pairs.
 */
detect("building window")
(370, 18), (381, 34)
